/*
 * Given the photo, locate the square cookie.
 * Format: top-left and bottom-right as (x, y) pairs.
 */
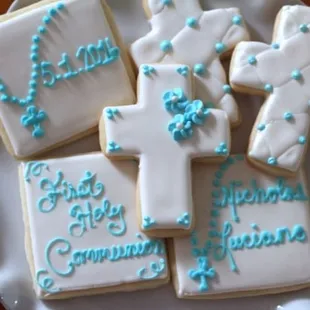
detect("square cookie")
(0, 0), (135, 159)
(19, 153), (169, 300)
(171, 155), (310, 299)
(100, 64), (231, 238)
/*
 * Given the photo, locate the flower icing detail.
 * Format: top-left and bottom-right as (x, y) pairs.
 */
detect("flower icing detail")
(163, 88), (189, 113)
(185, 100), (210, 125)
(168, 114), (193, 141)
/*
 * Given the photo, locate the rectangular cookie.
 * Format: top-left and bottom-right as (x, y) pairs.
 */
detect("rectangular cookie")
(0, 0), (135, 159)
(19, 153), (169, 299)
(171, 155), (310, 299)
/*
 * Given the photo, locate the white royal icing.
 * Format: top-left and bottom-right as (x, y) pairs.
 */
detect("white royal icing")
(130, 0), (250, 126)
(0, 0), (135, 158)
(230, 5), (310, 173)
(172, 155), (310, 298)
(21, 153), (168, 299)
(101, 64), (231, 234)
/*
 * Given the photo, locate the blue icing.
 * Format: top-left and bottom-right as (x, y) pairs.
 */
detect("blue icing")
(36, 269), (60, 294)
(299, 136), (307, 145)
(194, 64), (206, 76)
(300, 24), (309, 33)
(267, 156), (277, 166)
(177, 213), (191, 228)
(160, 40), (172, 52)
(184, 100), (210, 125)
(188, 257), (216, 292)
(215, 143), (228, 156)
(142, 65), (156, 76)
(223, 84), (232, 94)
(284, 112), (293, 121)
(248, 55), (257, 65)
(108, 141), (121, 152)
(137, 258), (166, 280)
(68, 200), (126, 238)
(215, 42), (226, 54)
(24, 161), (49, 182)
(168, 114), (193, 141)
(291, 69), (302, 81)
(0, 2), (120, 139)
(177, 66), (189, 77)
(257, 124), (266, 131)
(161, 0), (172, 5)
(143, 216), (156, 229)
(44, 236), (165, 278)
(105, 108), (119, 120)
(163, 88), (189, 114)
(232, 15), (242, 25)
(271, 43), (280, 49)
(186, 17), (198, 28)
(188, 155), (309, 292)
(37, 170), (104, 213)
(20, 105), (47, 138)
(264, 83), (273, 93)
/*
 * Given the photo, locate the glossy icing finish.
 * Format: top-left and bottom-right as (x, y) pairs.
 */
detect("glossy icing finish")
(20, 153), (168, 299)
(230, 6), (310, 173)
(130, 0), (250, 126)
(102, 64), (231, 234)
(172, 156), (310, 298)
(0, 0), (135, 158)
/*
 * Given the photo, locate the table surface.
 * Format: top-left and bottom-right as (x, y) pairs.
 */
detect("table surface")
(0, 0), (310, 310)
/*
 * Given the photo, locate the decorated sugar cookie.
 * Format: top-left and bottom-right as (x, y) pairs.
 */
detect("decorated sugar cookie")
(171, 155), (310, 299)
(99, 64), (231, 237)
(0, 0), (135, 159)
(130, 0), (250, 127)
(230, 5), (310, 176)
(19, 154), (169, 300)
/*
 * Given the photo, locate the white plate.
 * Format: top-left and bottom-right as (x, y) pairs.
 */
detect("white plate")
(1, 0), (309, 309)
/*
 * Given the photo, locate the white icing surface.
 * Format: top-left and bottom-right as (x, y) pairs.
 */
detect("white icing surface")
(173, 156), (310, 298)
(102, 64), (230, 232)
(21, 153), (168, 298)
(1, 0), (308, 309)
(130, 0), (250, 126)
(0, 0), (135, 158)
(230, 5), (310, 173)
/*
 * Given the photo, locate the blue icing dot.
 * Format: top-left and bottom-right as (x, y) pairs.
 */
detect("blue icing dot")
(267, 157), (277, 166)
(0, 84), (5, 91)
(11, 97), (18, 103)
(160, 40), (172, 52)
(300, 24), (309, 33)
(271, 43), (280, 49)
(223, 84), (232, 94)
(56, 2), (65, 10)
(291, 69), (302, 81)
(232, 15), (242, 25)
(162, 0), (172, 5)
(194, 64), (206, 75)
(49, 8), (57, 16)
(257, 124), (266, 131)
(38, 26), (46, 34)
(30, 53), (38, 62)
(32, 35), (40, 43)
(248, 55), (257, 65)
(284, 112), (293, 121)
(215, 42), (226, 54)
(32, 72), (39, 80)
(29, 89), (37, 97)
(264, 84), (273, 93)
(31, 44), (39, 52)
(186, 17), (198, 28)
(43, 15), (51, 24)
(299, 136), (306, 145)
(1, 94), (9, 102)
